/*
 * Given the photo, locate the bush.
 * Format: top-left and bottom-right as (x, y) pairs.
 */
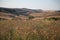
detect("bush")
(28, 16), (35, 20)
(46, 17), (60, 21)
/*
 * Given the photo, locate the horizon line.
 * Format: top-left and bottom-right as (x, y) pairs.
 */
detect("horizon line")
(0, 7), (60, 11)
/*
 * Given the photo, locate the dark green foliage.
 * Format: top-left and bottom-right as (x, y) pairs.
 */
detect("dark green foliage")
(28, 16), (35, 19)
(47, 17), (60, 21)
(0, 18), (7, 20)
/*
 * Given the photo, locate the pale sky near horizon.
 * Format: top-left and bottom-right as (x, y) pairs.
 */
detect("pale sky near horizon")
(0, 0), (60, 10)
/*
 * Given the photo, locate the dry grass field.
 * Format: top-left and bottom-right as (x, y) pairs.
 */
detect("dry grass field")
(0, 11), (60, 40)
(0, 16), (60, 40)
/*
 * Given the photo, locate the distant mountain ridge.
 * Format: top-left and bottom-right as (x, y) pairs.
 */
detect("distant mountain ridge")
(0, 7), (43, 16)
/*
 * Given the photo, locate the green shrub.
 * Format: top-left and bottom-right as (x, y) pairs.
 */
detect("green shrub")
(46, 17), (60, 21)
(28, 16), (35, 20)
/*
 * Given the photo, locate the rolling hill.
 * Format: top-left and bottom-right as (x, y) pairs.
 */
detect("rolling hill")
(0, 7), (60, 40)
(0, 7), (60, 20)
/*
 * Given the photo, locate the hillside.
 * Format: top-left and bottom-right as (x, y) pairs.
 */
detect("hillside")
(0, 7), (43, 16)
(0, 7), (60, 40)
(0, 7), (60, 20)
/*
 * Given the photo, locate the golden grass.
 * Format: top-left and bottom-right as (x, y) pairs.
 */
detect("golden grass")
(0, 17), (60, 40)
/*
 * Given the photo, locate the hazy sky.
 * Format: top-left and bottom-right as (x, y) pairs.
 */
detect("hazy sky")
(0, 0), (60, 10)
